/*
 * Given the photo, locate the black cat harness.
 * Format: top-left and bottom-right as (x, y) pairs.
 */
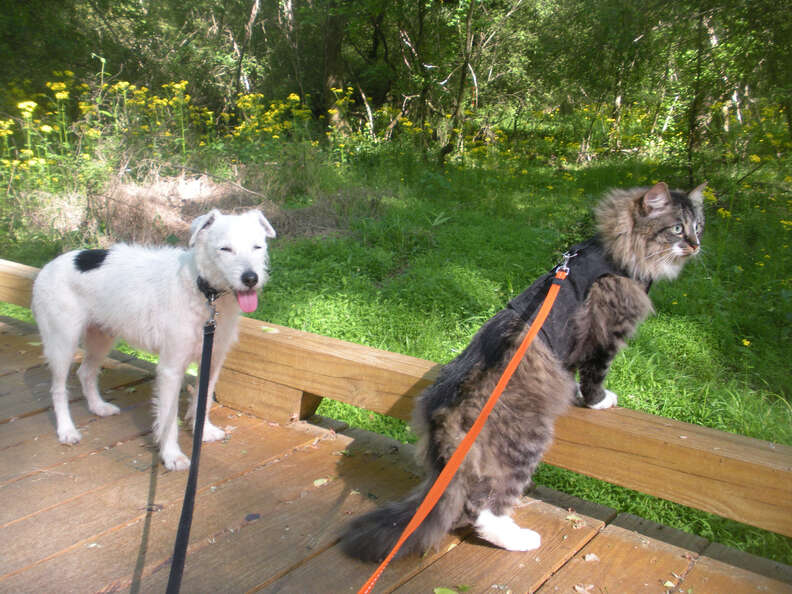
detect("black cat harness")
(507, 236), (647, 362)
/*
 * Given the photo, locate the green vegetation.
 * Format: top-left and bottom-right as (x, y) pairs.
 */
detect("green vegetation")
(1, 0), (790, 566)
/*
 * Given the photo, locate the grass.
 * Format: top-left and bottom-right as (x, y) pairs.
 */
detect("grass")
(1, 88), (790, 564)
(249, 153), (792, 564)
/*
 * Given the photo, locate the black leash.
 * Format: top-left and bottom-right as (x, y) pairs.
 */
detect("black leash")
(166, 292), (217, 594)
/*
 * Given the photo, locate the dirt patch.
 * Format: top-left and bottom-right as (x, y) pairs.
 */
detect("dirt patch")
(30, 173), (359, 247)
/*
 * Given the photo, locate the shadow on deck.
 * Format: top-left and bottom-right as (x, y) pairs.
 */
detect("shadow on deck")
(1, 316), (791, 593)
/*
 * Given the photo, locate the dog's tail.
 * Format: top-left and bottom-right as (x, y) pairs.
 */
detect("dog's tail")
(340, 470), (465, 563)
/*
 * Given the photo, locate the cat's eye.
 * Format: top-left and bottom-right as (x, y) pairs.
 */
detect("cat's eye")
(671, 224), (684, 235)
(219, 246), (233, 253)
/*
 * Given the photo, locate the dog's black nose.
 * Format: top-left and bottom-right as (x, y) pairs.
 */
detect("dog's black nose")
(241, 271), (258, 288)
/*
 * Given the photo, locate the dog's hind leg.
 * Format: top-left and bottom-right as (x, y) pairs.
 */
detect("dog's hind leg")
(39, 321), (83, 444)
(77, 325), (121, 418)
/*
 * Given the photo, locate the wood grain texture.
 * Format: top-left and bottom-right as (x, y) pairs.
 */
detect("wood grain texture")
(0, 258), (37, 308)
(2, 258), (791, 538)
(392, 497), (606, 594)
(0, 313), (790, 593)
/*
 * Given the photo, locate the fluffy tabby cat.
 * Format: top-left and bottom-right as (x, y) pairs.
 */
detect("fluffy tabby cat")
(341, 182), (705, 562)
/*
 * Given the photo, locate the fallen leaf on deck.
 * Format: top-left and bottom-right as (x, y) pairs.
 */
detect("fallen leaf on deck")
(313, 477), (329, 487)
(583, 553), (599, 562)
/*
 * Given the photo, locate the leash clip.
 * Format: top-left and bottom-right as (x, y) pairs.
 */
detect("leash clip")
(205, 294), (217, 330)
(557, 250), (578, 275)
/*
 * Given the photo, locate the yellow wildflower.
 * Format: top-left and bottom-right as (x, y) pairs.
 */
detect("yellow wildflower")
(18, 101), (37, 114)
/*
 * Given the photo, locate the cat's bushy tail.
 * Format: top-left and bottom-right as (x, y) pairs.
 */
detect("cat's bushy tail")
(340, 470), (465, 563)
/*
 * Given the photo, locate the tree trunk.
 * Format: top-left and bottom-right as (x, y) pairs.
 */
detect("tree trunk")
(323, 1), (348, 132)
(686, 13), (705, 187)
(439, 0), (476, 165)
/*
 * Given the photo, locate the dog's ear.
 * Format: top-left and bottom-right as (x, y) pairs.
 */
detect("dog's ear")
(189, 209), (220, 246)
(251, 210), (276, 239)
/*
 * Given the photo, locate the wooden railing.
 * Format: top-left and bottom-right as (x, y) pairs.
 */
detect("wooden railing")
(2, 257), (790, 539)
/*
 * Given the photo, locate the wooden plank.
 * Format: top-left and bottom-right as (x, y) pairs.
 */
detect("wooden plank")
(217, 318), (441, 420)
(536, 517), (703, 594)
(702, 541), (792, 585)
(134, 433), (464, 594)
(0, 258), (37, 308)
(217, 368), (322, 423)
(0, 411), (323, 584)
(0, 359), (150, 423)
(1, 428), (372, 592)
(0, 333), (44, 376)
(392, 496), (607, 594)
(679, 554), (792, 593)
(545, 407), (792, 538)
(261, 537), (465, 594)
(0, 380), (153, 454)
(0, 316), (36, 335)
(0, 382), (155, 486)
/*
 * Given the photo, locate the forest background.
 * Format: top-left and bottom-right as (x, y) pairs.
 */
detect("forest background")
(0, 0), (790, 565)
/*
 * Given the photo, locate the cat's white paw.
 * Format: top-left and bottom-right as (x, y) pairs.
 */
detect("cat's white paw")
(474, 510), (541, 551)
(503, 527), (541, 551)
(587, 389), (618, 410)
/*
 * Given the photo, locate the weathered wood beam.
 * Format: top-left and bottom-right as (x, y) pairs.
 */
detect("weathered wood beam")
(218, 317), (792, 538)
(0, 259), (37, 308)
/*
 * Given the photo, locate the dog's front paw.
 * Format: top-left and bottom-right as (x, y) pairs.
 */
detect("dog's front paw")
(162, 450), (191, 471)
(58, 426), (82, 445)
(201, 423), (226, 442)
(90, 401), (121, 417)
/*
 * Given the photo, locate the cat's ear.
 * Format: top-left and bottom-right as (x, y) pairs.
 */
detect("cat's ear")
(688, 183), (707, 208)
(641, 182), (671, 217)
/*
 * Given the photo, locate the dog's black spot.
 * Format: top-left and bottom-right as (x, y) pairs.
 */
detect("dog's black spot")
(74, 249), (109, 272)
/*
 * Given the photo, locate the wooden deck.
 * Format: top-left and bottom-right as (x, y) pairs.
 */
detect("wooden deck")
(2, 315), (791, 594)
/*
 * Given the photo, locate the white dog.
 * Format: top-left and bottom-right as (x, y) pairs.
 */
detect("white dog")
(31, 209), (276, 470)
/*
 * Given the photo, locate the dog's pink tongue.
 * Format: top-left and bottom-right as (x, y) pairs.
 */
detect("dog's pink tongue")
(236, 290), (258, 313)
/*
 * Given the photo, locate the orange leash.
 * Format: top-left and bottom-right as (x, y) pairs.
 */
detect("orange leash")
(357, 266), (569, 594)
